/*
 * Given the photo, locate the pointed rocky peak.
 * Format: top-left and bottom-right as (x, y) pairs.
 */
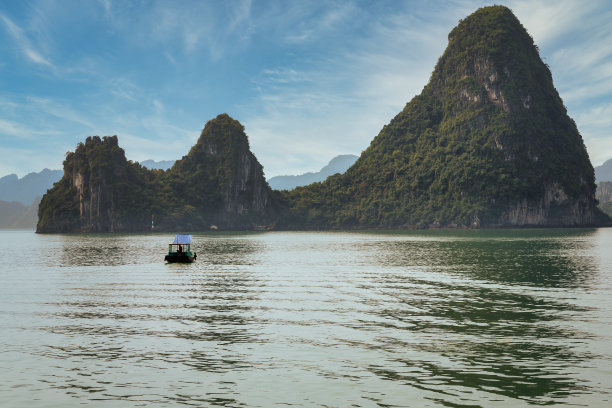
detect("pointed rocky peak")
(283, 5), (598, 228)
(190, 113), (250, 158)
(431, 5), (550, 114)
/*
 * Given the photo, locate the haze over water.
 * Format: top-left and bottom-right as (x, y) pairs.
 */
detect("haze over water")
(1, 228), (612, 407)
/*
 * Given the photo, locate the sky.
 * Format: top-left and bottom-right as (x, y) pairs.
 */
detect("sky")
(1, 0), (611, 179)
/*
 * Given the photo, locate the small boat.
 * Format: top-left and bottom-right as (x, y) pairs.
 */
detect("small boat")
(165, 234), (197, 263)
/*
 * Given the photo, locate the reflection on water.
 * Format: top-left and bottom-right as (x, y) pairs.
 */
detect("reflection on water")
(372, 229), (599, 287)
(1, 229), (611, 407)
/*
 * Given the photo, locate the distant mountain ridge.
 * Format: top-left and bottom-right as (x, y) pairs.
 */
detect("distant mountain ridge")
(595, 159), (612, 183)
(0, 169), (62, 205)
(268, 154), (358, 190)
(0, 198), (40, 229)
(0, 160), (176, 207)
(140, 159), (175, 170)
(597, 182), (612, 203)
(598, 181), (612, 218)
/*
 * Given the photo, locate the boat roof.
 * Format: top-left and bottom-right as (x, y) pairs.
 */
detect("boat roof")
(172, 234), (192, 245)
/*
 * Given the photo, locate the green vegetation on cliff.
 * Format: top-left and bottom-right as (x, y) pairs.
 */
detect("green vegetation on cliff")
(280, 6), (597, 228)
(153, 114), (275, 230)
(37, 136), (153, 232)
(38, 7), (604, 232)
(38, 115), (275, 233)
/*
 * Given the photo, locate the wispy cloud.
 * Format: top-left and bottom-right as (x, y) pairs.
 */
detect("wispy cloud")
(243, 2), (459, 176)
(510, 0), (597, 46)
(575, 101), (612, 165)
(108, 78), (138, 101)
(115, 0), (256, 60)
(26, 97), (96, 129)
(1, 0), (612, 177)
(0, 144), (64, 176)
(98, 0), (111, 15)
(0, 118), (60, 140)
(0, 12), (54, 68)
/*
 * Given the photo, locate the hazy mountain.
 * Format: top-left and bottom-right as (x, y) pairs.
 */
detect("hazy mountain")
(597, 181), (612, 218)
(0, 197), (40, 229)
(595, 159), (612, 183)
(0, 169), (62, 205)
(140, 159), (175, 170)
(597, 182), (612, 203)
(282, 6), (601, 228)
(268, 154), (358, 190)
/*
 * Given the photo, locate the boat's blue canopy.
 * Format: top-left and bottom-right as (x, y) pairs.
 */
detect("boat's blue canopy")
(172, 234), (192, 245)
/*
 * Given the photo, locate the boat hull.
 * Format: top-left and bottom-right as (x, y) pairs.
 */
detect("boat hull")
(165, 254), (196, 263)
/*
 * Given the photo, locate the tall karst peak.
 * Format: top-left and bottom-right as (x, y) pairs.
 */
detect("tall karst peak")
(189, 113), (250, 158)
(283, 6), (601, 228)
(170, 113), (272, 225)
(38, 114), (276, 233)
(433, 5), (550, 115)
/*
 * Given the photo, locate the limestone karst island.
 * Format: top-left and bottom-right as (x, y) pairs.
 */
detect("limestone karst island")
(36, 6), (609, 233)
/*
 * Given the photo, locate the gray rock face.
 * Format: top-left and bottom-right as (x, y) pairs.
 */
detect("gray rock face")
(67, 136), (142, 232)
(165, 113), (274, 229)
(282, 6), (600, 228)
(224, 151), (268, 214)
(37, 115), (275, 233)
(37, 135), (152, 233)
(499, 183), (595, 226)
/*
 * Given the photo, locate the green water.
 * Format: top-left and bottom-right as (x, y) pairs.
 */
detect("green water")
(1, 229), (611, 407)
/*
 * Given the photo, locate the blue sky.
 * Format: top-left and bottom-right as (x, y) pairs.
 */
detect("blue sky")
(1, 0), (611, 178)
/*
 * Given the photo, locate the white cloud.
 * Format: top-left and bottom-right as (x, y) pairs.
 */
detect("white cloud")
(0, 118), (59, 140)
(0, 145), (63, 177)
(26, 97), (96, 129)
(510, 0), (597, 46)
(23, 48), (52, 66)
(98, 0), (112, 15)
(242, 3), (455, 176)
(575, 101), (612, 166)
(152, 99), (164, 114)
(2, 0), (612, 177)
(108, 78), (138, 101)
(121, 0), (256, 60)
(0, 12), (54, 68)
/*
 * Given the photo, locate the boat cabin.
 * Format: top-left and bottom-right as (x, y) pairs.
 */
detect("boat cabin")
(165, 234), (197, 263)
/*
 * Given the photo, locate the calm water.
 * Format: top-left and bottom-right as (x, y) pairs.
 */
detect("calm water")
(1, 229), (612, 407)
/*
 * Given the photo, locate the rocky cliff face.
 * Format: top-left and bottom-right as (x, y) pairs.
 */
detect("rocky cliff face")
(426, 6), (597, 226)
(499, 183), (595, 226)
(203, 115), (269, 215)
(165, 114), (273, 229)
(282, 5), (599, 228)
(37, 115), (275, 233)
(72, 136), (118, 231)
(37, 136), (151, 232)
